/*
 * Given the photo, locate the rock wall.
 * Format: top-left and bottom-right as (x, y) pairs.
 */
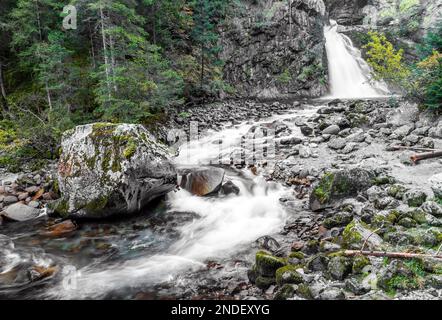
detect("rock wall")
(221, 0), (328, 99)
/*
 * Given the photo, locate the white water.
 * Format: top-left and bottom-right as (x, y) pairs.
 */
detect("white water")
(324, 20), (390, 99)
(46, 107), (318, 299)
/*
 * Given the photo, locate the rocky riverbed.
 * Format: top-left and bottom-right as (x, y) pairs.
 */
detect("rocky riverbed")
(0, 98), (441, 300)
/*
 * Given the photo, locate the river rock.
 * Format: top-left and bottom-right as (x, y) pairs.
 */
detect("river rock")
(181, 167), (225, 196)
(53, 123), (177, 219)
(327, 137), (346, 150)
(322, 125), (340, 135)
(429, 173), (442, 198)
(3, 196), (18, 205)
(309, 168), (376, 211)
(2, 203), (41, 222)
(221, 181), (240, 196)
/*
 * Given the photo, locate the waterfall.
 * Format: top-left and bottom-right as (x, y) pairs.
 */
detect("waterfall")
(324, 20), (390, 99)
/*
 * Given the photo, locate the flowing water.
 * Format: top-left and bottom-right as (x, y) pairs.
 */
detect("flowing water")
(324, 20), (390, 99)
(0, 105), (319, 300)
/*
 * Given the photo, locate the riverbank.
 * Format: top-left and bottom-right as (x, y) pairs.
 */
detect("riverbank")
(0, 97), (441, 300)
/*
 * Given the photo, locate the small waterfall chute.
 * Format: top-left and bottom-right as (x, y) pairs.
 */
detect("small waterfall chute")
(324, 20), (390, 99)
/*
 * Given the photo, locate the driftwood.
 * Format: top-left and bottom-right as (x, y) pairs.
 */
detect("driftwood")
(411, 151), (442, 164)
(343, 250), (442, 260)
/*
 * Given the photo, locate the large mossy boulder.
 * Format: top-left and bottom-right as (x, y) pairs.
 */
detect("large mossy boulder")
(52, 123), (177, 219)
(309, 168), (376, 211)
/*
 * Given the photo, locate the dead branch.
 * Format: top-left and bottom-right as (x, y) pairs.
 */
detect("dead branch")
(411, 151), (442, 164)
(344, 250), (442, 260)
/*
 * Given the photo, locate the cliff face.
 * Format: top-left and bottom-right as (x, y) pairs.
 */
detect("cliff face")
(221, 0), (328, 99)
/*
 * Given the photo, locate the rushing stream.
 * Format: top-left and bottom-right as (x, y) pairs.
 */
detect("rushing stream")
(0, 105), (319, 300)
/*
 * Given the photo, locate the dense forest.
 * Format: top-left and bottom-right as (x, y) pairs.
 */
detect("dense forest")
(0, 0), (232, 171)
(0, 0), (441, 173)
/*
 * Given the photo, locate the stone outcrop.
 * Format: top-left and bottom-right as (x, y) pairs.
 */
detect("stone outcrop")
(221, 0), (328, 99)
(52, 123), (177, 219)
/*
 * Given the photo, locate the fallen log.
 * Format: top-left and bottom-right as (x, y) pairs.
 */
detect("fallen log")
(411, 151), (442, 164)
(343, 250), (442, 260)
(391, 145), (437, 152)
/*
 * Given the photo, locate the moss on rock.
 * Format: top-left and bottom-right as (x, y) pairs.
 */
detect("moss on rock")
(255, 250), (287, 277)
(275, 265), (303, 286)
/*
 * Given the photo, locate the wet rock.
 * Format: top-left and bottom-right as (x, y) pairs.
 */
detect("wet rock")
(280, 137), (303, 146)
(328, 256), (352, 281)
(43, 220), (77, 237)
(181, 167), (225, 196)
(291, 241), (305, 252)
(28, 266), (58, 282)
(403, 190), (428, 208)
(221, 181), (240, 196)
(322, 125), (340, 135)
(309, 168), (376, 211)
(256, 236), (280, 253)
(427, 275), (442, 289)
(28, 201), (40, 208)
(2, 203), (41, 222)
(54, 123), (177, 219)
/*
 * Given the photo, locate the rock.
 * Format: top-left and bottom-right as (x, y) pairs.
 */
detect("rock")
(28, 201), (40, 208)
(429, 173), (442, 199)
(306, 254), (329, 272)
(54, 123), (177, 219)
(221, 181), (240, 196)
(291, 241), (305, 252)
(393, 124), (415, 139)
(323, 211), (353, 228)
(280, 137), (303, 146)
(256, 236), (280, 253)
(421, 201), (442, 217)
(309, 168), (376, 211)
(419, 137), (434, 149)
(322, 125), (340, 135)
(274, 284), (296, 300)
(342, 220), (383, 250)
(275, 266), (303, 286)
(255, 251), (286, 277)
(181, 167), (225, 196)
(328, 256), (352, 281)
(42, 220), (77, 237)
(327, 138), (346, 150)
(403, 190), (428, 207)
(427, 275), (442, 289)
(3, 196), (18, 205)
(300, 125), (314, 137)
(319, 287), (344, 300)
(18, 193), (29, 201)
(2, 203), (41, 222)
(345, 277), (370, 295)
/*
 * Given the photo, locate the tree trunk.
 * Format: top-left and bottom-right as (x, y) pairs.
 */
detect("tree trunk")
(109, 33), (118, 94)
(411, 151), (442, 164)
(35, 0), (52, 110)
(88, 20), (96, 69)
(200, 44), (204, 90)
(99, 4), (112, 100)
(0, 63), (8, 113)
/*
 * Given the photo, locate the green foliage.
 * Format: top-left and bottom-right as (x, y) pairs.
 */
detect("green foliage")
(363, 32), (410, 84)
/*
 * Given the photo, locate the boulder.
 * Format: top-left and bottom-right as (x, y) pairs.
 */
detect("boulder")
(221, 181), (240, 196)
(2, 203), (41, 222)
(52, 123), (177, 219)
(322, 124), (341, 135)
(309, 168), (376, 211)
(180, 167), (225, 196)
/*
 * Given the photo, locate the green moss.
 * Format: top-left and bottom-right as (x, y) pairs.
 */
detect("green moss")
(352, 256), (370, 274)
(274, 284), (296, 300)
(255, 251), (287, 277)
(84, 195), (109, 213)
(372, 176), (395, 186)
(255, 276), (276, 290)
(49, 198), (70, 218)
(296, 283), (313, 299)
(275, 265), (303, 286)
(342, 220), (363, 246)
(313, 172), (334, 204)
(289, 252), (305, 260)
(123, 139), (137, 160)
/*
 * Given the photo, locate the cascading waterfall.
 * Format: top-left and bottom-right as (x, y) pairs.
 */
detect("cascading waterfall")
(324, 20), (390, 99)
